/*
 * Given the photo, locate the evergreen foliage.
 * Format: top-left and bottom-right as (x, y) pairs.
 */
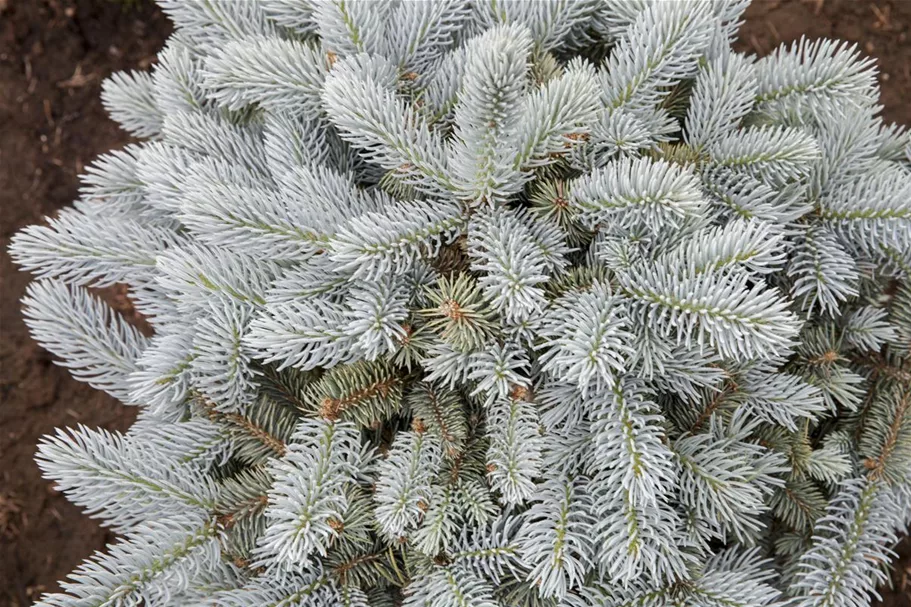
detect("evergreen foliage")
(9, 1), (911, 605)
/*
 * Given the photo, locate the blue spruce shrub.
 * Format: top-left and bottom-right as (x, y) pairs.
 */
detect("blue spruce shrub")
(9, 1), (911, 606)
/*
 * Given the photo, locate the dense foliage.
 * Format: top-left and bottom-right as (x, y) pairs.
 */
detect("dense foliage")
(9, 1), (911, 606)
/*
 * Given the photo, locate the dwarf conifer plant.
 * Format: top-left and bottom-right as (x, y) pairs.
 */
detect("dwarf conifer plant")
(10, 1), (911, 606)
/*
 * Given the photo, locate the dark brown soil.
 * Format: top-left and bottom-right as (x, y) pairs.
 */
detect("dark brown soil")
(738, 2), (911, 603)
(0, 1), (169, 605)
(0, 1), (907, 605)
(738, 0), (911, 128)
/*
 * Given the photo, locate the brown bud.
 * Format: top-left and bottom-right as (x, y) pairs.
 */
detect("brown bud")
(319, 397), (340, 421)
(397, 324), (413, 345)
(439, 298), (465, 321)
(509, 384), (531, 402)
(328, 517), (345, 532)
(412, 418), (428, 434)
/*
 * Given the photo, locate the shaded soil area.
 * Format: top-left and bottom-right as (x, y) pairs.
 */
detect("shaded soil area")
(0, 0), (907, 605)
